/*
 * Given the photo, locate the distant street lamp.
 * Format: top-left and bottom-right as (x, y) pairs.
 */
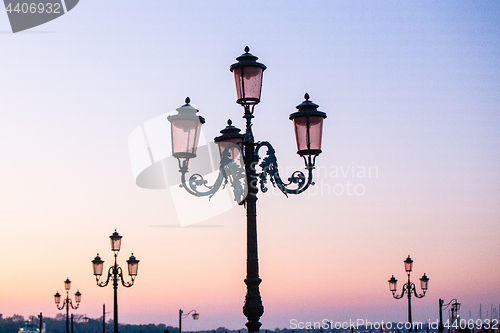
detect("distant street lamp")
(168, 46), (326, 333)
(70, 314), (89, 333)
(91, 230), (139, 333)
(179, 309), (199, 333)
(54, 278), (81, 333)
(439, 298), (461, 333)
(388, 255), (429, 332)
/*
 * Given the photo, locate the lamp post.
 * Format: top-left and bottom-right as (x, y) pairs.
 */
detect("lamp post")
(167, 47), (327, 333)
(91, 230), (140, 333)
(54, 278), (82, 333)
(439, 299), (460, 333)
(179, 309), (199, 333)
(71, 314), (89, 333)
(388, 255), (429, 332)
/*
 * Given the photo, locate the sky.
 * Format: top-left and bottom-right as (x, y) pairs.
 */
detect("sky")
(1, 0), (499, 331)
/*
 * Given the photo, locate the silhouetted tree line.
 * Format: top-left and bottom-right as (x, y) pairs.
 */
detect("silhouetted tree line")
(0, 314), (255, 333)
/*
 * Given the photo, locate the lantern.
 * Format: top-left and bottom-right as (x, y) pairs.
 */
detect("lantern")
(404, 255), (413, 273)
(167, 97), (205, 159)
(54, 291), (61, 305)
(74, 290), (82, 304)
(289, 93), (327, 157)
(230, 46), (266, 105)
(126, 253), (139, 277)
(214, 119), (244, 162)
(420, 273), (429, 291)
(64, 278), (71, 291)
(92, 254), (104, 276)
(388, 275), (398, 292)
(110, 229), (122, 252)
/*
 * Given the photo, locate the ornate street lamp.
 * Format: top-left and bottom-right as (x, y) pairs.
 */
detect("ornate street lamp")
(91, 230), (139, 333)
(167, 47), (327, 333)
(388, 255), (429, 332)
(439, 298), (461, 333)
(179, 309), (199, 333)
(54, 278), (81, 333)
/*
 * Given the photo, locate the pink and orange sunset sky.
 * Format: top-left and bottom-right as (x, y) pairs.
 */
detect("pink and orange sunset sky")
(1, 0), (499, 331)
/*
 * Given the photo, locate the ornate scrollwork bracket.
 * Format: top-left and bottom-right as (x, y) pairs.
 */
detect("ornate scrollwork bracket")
(176, 143), (247, 204)
(255, 141), (314, 196)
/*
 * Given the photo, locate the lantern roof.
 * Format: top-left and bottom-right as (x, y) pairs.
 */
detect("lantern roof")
(230, 46), (267, 72)
(168, 97), (205, 124)
(214, 119), (244, 143)
(290, 93), (327, 120)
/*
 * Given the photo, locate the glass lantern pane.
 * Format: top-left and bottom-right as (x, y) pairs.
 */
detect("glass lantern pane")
(233, 67), (244, 101)
(218, 139), (242, 161)
(308, 116), (324, 151)
(171, 119), (203, 157)
(293, 116), (325, 154)
(93, 262), (103, 276)
(293, 117), (308, 153)
(111, 238), (121, 251)
(128, 262), (138, 276)
(233, 66), (263, 103)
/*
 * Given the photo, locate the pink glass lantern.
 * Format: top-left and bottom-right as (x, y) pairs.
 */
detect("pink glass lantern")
(167, 97), (205, 159)
(230, 46), (267, 106)
(289, 93), (327, 157)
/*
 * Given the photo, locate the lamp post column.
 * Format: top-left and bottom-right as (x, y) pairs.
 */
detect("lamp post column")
(179, 310), (182, 333)
(103, 304), (106, 333)
(66, 294), (70, 333)
(439, 299), (444, 333)
(407, 277), (413, 332)
(113, 254), (119, 333)
(242, 106), (264, 333)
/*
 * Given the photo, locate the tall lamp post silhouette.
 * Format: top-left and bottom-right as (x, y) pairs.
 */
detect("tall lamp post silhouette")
(167, 47), (327, 333)
(91, 230), (139, 333)
(439, 299), (460, 333)
(388, 255), (429, 332)
(54, 278), (81, 333)
(179, 309), (199, 333)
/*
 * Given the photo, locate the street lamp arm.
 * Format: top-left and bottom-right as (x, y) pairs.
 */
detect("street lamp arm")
(176, 151), (231, 199)
(68, 298), (80, 310)
(441, 298), (458, 310)
(56, 301), (66, 310)
(412, 283), (427, 299)
(96, 266), (113, 287)
(391, 282), (408, 299)
(117, 265), (135, 287)
(181, 309), (198, 319)
(255, 141), (314, 196)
